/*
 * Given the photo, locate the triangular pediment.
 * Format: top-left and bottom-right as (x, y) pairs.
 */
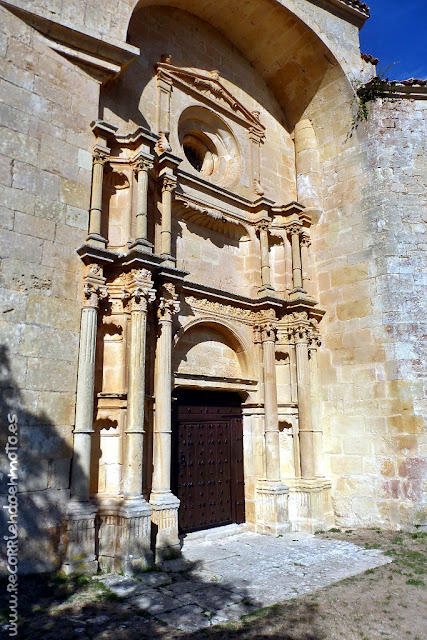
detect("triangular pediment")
(156, 62), (265, 134)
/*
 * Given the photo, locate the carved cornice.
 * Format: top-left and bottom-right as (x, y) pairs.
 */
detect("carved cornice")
(175, 194), (249, 240)
(186, 296), (259, 323)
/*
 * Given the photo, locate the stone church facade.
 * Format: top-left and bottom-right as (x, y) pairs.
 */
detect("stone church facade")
(0, 0), (425, 573)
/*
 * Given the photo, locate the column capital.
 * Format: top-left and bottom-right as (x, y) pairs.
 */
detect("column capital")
(123, 268), (156, 312)
(286, 221), (303, 237)
(300, 232), (311, 247)
(83, 263), (107, 308)
(255, 219), (270, 234)
(254, 321), (277, 343)
(93, 149), (109, 166)
(133, 156), (154, 174)
(158, 282), (180, 321)
(162, 174), (177, 193)
(289, 311), (311, 344)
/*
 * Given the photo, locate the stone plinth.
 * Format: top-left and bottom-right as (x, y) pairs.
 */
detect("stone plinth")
(97, 498), (153, 573)
(255, 480), (291, 535)
(62, 501), (98, 575)
(150, 492), (181, 562)
(287, 478), (335, 532)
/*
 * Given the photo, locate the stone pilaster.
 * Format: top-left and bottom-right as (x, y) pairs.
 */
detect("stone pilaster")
(64, 263), (107, 574)
(150, 283), (180, 560)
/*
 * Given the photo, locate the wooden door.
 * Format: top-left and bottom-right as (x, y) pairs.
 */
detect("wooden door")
(173, 404), (245, 533)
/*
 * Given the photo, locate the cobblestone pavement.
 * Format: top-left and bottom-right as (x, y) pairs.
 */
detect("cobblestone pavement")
(99, 526), (391, 633)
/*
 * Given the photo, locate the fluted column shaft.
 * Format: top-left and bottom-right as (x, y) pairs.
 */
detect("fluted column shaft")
(71, 271), (106, 501)
(124, 274), (155, 498)
(152, 290), (179, 495)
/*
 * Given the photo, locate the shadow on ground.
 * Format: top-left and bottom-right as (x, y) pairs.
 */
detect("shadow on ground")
(0, 556), (325, 640)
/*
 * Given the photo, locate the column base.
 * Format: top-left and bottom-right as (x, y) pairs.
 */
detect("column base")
(255, 480), (291, 535)
(86, 232), (107, 249)
(62, 500), (98, 575)
(258, 284), (275, 295)
(150, 492), (180, 562)
(287, 478), (335, 532)
(97, 498), (154, 574)
(128, 238), (153, 253)
(160, 253), (176, 267)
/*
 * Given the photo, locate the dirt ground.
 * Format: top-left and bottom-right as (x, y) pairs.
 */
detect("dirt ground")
(1, 529), (425, 640)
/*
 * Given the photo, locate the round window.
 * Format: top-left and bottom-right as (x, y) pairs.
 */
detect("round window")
(182, 133), (217, 176)
(178, 106), (240, 188)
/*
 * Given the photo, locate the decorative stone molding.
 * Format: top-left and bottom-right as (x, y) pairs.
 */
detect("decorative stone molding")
(186, 296), (259, 323)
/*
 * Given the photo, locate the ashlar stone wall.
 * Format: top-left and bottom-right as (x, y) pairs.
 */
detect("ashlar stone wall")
(0, 6), (99, 570)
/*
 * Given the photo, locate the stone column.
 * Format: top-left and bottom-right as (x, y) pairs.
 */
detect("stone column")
(287, 223), (304, 292)
(87, 150), (108, 248)
(293, 318), (315, 480)
(261, 323), (280, 481)
(150, 283), (180, 559)
(116, 269), (156, 572)
(308, 327), (324, 477)
(300, 233), (311, 294)
(256, 221), (274, 294)
(65, 264), (107, 574)
(255, 321), (290, 535)
(160, 176), (176, 262)
(130, 157), (154, 252)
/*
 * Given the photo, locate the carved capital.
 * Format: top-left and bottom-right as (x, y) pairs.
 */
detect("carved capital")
(124, 269), (156, 312)
(133, 157), (153, 175)
(286, 222), (303, 237)
(83, 282), (108, 308)
(158, 283), (180, 322)
(262, 322), (277, 343)
(83, 263), (107, 308)
(300, 233), (311, 248)
(162, 175), (177, 193)
(255, 220), (270, 234)
(93, 149), (108, 166)
(253, 324), (262, 344)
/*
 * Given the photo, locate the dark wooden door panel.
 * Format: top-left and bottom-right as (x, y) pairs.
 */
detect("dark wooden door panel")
(173, 404), (244, 533)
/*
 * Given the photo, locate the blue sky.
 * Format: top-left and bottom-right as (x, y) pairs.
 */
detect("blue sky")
(359, 0), (427, 80)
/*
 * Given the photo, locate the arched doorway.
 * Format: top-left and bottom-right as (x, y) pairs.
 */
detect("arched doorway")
(172, 389), (245, 534)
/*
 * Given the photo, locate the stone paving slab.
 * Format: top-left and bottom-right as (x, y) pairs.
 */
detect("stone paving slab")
(99, 529), (391, 632)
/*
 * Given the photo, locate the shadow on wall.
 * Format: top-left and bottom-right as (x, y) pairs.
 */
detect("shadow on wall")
(0, 344), (85, 574)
